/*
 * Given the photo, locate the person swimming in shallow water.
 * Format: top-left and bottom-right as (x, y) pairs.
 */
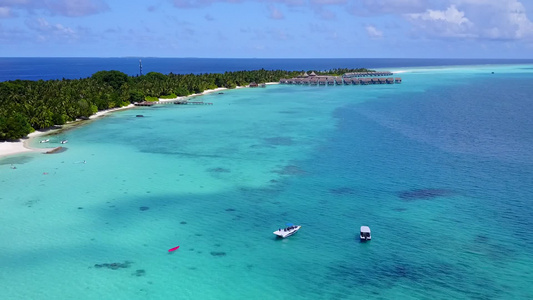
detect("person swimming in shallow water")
(10, 164), (16, 169)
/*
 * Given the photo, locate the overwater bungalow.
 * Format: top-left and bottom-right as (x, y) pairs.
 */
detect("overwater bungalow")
(360, 78), (371, 85)
(280, 71), (401, 87)
(344, 71), (393, 78)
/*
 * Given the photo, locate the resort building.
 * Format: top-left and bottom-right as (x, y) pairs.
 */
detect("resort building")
(279, 70), (401, 87)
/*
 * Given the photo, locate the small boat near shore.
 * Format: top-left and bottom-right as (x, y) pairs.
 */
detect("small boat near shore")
(360, 226), (371, 241)
(60, 140), (68, 144)
(273, 225), (301, 238)
(40, 139), (49, 143)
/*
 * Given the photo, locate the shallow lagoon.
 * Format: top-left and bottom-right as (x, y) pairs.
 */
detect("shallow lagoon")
(1, 65), (533, 299)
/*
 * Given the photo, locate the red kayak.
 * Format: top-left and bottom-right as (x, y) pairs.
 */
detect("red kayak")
(168, 246), (180, 252)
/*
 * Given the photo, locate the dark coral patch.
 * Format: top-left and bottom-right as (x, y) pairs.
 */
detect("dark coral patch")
(392, 207), (407, 212)
(264, 137), (294, 146)
(94, 261), (132, 270)
(273, 165), (306, 175)
(398, 189), (453, 200)
(225, 208), (236, 212)
(139, 206), (150, 211)
(133, 269), (146, 277)
(180, 221), (187, 224)
(329, 187), (357, 195)
(278, 111), (297, 114)
(210, 251), (226, 257)
(0, 155), (33, 165)
(208, 167), (231, 173)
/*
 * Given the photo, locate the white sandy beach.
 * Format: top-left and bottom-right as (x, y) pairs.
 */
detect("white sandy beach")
(0, 131), (49, 158)
(155, 86), (238, 103)
(89, 103), (135, 119)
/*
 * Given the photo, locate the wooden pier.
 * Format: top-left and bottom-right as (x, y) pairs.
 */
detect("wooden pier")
(133, 101), (155, 106)
(174, 101), (213, 105)
(134, 100), (213, 107)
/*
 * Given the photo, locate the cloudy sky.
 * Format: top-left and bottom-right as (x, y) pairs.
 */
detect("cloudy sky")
(1, 0), (533, 58)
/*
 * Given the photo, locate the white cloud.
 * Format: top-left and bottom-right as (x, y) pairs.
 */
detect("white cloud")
(314, 7), (336, 20)
(0, 6), (13, 17)
(407, 1), (533, 40)
(268, 4), (284, 20)
(26, 17), (77, 41)
(410, 5), (469, 25)
(408, 5), (476, 38)
(0, 0), (108, 17)
(453, 0), (533, 40)
(172, 0), (242, 8)
(272, 28), (290, 40)
(350, 0), (428, 16)
(45, 0), (109, 17)
(311, 0), (346, 4)
(365, 25), (383, 38)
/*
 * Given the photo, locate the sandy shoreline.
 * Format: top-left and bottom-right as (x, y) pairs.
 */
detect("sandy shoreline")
(0, 104), (137, 159)
(0, 131), (49, 158)
(0, 83), (278, 159)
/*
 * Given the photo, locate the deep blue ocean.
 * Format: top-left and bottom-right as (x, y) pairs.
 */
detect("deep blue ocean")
(2, 57), (533, 81)
(1, 59), (532, 299)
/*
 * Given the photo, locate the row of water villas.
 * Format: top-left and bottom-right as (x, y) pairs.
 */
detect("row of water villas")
(279, 71), (402, 86)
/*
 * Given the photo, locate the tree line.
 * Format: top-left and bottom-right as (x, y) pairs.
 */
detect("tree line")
(0, 68), (371, 140)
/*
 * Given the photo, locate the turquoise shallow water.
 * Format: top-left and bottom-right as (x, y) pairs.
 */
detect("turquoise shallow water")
(1, 65), (533, 299)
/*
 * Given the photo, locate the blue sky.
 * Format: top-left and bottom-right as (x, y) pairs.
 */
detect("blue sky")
(1, 0), (533, 58)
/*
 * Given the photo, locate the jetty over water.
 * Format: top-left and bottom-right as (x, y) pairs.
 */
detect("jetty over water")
(134, 100), (213, 106)
(280, 71), (401, 86)
(344, 71), (393, 77)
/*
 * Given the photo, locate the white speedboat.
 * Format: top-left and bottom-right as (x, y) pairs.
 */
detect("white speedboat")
(273, 225), (301, 238)
(60, 140), (68, 144)
(40, 139), (49, 143)
(360, 226), (371, 241)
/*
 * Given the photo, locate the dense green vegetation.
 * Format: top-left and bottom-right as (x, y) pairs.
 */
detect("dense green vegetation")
(0, 68), (372, 140)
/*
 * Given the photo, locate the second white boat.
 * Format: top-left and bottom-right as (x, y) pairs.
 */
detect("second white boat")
(273, 225), (301, 238)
